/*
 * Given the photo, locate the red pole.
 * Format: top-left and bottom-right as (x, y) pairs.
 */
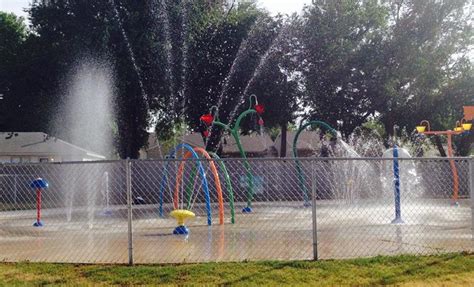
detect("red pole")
(36, 188), (41, 223)
(447, 134), (459, 204)
(421, 130), (462, 205)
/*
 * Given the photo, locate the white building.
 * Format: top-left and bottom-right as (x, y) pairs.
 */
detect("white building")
(0, 132), (105, 163)
(141, 132), (276, 159)
(274, 130), (325, 157)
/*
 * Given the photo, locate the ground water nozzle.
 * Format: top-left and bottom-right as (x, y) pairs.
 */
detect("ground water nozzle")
(170, 209), (195, 235)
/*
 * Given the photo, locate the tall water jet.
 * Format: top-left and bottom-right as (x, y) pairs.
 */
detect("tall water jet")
(215, 30), (253, 111)
(176, 0), (194, 155)
(58, 59), (115, 156)
(109, 0), (148, 103)
(226, 23), (290, 126)
(149, 0), (190, 156)
(111, 0), (164, 158)
(55, 58), (115, 224)
(207, 21), (288, 151)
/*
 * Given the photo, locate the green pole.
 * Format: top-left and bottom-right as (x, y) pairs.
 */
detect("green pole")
(293, 121), (338, 205)
(211, 109), (259, 212)
(232, 109), (258, 210)
(209, 152), (235, 224)
(184, 165), (198, 210)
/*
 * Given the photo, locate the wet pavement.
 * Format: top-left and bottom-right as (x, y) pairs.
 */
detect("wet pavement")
(0, 199), (472, 263)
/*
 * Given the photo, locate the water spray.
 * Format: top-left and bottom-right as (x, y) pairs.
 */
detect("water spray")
(293, 120), (338, 206)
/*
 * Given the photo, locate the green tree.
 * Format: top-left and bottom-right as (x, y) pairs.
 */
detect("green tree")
(293, 0), (472, 156)
(182, 2), (266, 150)
(245, 15), (303, 157)
(296, 0), (388, 136)
(180, 2), (303, 157)
(0, 12), (28, 131)
(375, 0), (473, 155)
(14, 0), (171, 158)
(154, 0), (225, 142)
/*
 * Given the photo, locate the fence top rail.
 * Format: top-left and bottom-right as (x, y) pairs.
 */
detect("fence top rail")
(130, 156), (472, 162)
(0, 156), (472, 167)
(0, 159), (122, 167)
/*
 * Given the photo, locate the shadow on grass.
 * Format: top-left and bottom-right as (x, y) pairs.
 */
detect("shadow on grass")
(218, 261), (306, 286)
(372, 253), (468, 285)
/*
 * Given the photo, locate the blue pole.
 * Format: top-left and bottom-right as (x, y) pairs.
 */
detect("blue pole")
(391, 145), (403, 224)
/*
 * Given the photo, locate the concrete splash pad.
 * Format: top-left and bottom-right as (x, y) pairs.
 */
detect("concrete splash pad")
(0, 199), (472, 263)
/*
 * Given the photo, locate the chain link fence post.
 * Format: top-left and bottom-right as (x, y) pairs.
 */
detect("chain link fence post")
(0, 162), (3, 204)
(126, 159), (134, 265)
(311, 159), (318, 260)
(470, 156), (474, 241)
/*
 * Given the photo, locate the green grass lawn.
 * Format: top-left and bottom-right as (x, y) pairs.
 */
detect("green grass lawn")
(0, 253), (473, 286)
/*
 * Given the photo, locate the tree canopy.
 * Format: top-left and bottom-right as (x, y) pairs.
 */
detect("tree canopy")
(0, 0), (472, 157)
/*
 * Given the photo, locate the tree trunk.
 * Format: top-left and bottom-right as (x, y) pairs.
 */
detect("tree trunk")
(433, 136), (447, 157)
(454, 133), (474, 156)
(280, 122), (287, 158)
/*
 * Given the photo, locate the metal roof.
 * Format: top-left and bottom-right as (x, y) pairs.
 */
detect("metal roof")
(0, 132), (105, 159)
(146, 132), (273, 154)
(274, 131), (324, 157)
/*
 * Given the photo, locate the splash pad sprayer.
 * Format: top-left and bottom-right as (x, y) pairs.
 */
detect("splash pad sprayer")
(158, 143), (236, 235)
(416, 114), (472, 205)
(391, 125), (404, 224)
(30, 178), (48, 227)
(201, 94), (264, 213)
(391, 145), (403, 223)
(159, 144), (212, 233)
(293, 120), (339, 206)
(170, 209), (195, 235)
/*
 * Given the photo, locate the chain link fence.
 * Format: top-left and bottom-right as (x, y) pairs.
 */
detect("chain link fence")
(0, 157), (472, 264)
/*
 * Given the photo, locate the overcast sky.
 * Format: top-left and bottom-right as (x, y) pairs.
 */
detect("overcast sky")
(0, 0), (29, 18)
(0, 0), (311, 19)
(258, 0), (311, 14)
